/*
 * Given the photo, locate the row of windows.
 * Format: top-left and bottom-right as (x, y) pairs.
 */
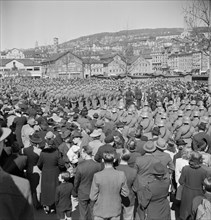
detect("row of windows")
(0, 67), (40, 71)
(109, 69), (122, 72)
(92, 69), (102, 72)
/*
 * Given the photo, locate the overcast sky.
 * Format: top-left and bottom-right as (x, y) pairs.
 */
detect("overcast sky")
(1, 0), (187, 51)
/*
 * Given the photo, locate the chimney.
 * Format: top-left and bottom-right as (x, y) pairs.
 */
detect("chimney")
(53, 37), (59, 53)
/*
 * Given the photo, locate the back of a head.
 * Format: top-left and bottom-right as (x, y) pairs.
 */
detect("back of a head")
(189, 151), (203, 167)
(121, 149), (130, 162)
(181, 147), (192, 160)
(103, 152), (115, 163)
(82, 145), (93, 156)
(60, 171), (70, 182)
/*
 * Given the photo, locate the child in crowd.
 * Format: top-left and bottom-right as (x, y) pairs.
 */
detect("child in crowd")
(55, 172), (73, 220)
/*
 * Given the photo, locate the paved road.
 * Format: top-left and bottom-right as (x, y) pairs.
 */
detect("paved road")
(34, 197), (79, 220)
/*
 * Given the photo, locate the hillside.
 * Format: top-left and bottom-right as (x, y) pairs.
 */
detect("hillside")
(59, 27), (183, 49)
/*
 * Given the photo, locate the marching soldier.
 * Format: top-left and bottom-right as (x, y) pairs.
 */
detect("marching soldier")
(174, 116), (195, 147)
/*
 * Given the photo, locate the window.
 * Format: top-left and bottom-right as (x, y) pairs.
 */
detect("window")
(34, 67), (40, 71)
(27, 68), (33, 71)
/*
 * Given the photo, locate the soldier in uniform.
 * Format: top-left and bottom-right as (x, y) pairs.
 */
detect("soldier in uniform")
(140, 111), (154, 138)
(191, 111), (200, 132)
(171, 110), (184, 133)
(125, 87), (134, 110)
(174, 116), (195, 147)
(157, 120), (173, 142)
(179, 99), (187, 111)
(184, 104), (192, 117)
(78, 94), (84, 111)
(134, 86), (142, 110)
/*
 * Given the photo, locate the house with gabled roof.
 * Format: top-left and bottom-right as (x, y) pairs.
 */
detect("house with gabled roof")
(5, 48), (25, 59)
(41, 51), (84, 78)
(0, 59), (42, 77)
(100, 53), (127, 77)
(128, 55), (153, 76)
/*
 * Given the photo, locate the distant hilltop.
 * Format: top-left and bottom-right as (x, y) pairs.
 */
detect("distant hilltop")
(59, 27), (184, 49)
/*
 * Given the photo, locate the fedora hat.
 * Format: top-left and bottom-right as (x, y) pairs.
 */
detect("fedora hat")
(176, 139), (187, 146)
(29, 132), (42, 144)
(45, 131), (56, 140)
(198, 122), (206, 131)
(93, 113), (99, 119)
(0, 127), (11, 142)
(152, 127), (161, 136)
(90, 129), (101, 138)
(61, 129), (71, 139)
(155, 137), (167, 150)
(95, 120), (105, 128)
(150, 162), (167, 175)
(116, 121), (124, 128)
(72, 130), (82, 138)
(143, 141), (156, 153)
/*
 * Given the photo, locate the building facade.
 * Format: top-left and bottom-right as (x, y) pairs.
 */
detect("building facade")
(128, 55), (153, 76)
(0, 59), (42, 77)
(102, 54), (127, 77)
(42, 51), (84, 78)
(5, 48), (25, 59)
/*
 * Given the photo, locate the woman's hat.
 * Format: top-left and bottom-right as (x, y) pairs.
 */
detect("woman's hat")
(150, 162), (167, 175)
(155, 137), (167, 150)
(143, 141), (156, 153)
(29, 132), (42, 144)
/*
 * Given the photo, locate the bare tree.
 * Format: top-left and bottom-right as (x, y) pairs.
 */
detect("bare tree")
(183, 0), (211, 90)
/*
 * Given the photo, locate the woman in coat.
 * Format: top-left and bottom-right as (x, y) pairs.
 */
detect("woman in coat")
(135, 162), (171, 220)
(37, 135), (65, 214)
(179, 151), (207, 220)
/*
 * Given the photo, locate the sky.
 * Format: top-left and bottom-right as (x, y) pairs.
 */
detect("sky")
(0, 0), (187, 51)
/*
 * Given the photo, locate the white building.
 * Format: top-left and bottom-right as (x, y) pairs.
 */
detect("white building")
(5, 48), (25, 59)
(0, 59), (42, 77)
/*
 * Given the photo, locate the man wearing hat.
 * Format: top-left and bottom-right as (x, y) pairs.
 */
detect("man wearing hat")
(73, 145), (102, 220)
(0, 126), (34, 219)
(134, 162), (170, 220)
(116, 149), (137, 220)
(157, 120), (173, 143)
(134, 86), (142, 110)
(21, 117), (40, 149)
(140, 111), (154, 138)
(89, 129), (104, 157)
(153, 138), (175, 178)
(173, 139), (188, 164)
(23, 132), (42, 209)
(125, 87), (134, 110)
(175, 116), (195, 147)
(191, 111), (200, 131)
(94, 134), (117, 163)
(192, 122), (211, 154)
(135, 141), (160, 187)
(90, 152), (129, 220)
(171, 110), (184, 133)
